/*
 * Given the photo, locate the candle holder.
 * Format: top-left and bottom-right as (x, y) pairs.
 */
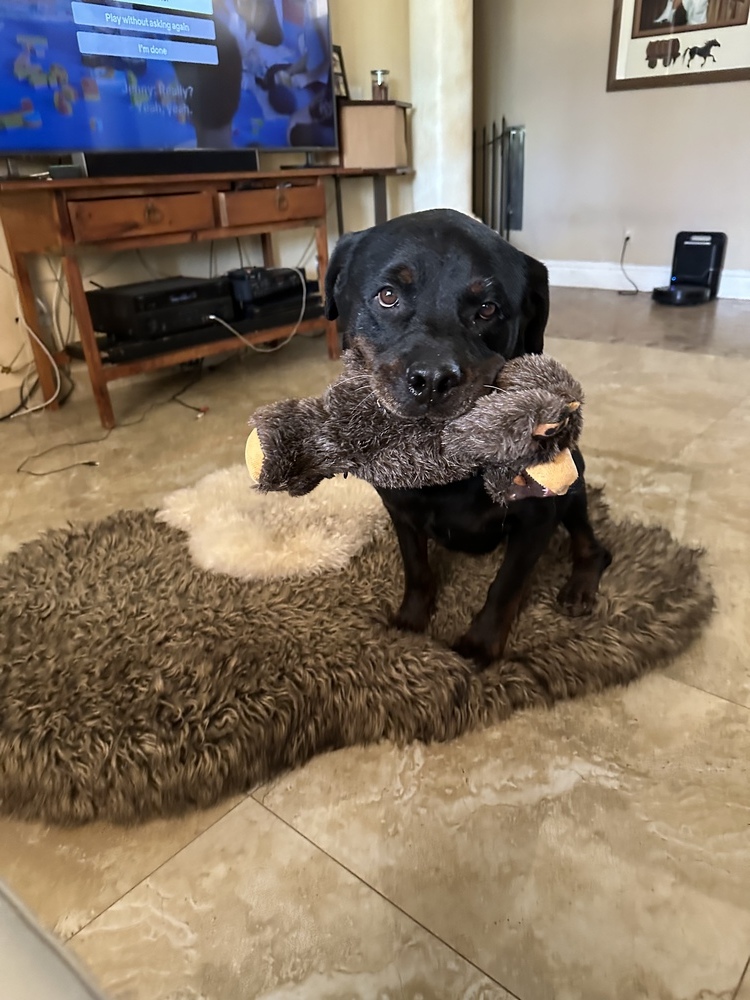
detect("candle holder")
(370, 69), (390, 101)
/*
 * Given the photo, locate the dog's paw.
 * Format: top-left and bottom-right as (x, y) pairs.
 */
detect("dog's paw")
(557, 578), (598, 617)
(557, 549), (612, 616)
(391, 597), (434, 634)
(451, 633), (503, 671)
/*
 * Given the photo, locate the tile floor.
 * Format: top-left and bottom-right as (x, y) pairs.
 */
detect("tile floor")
(1, 288), (749, 999)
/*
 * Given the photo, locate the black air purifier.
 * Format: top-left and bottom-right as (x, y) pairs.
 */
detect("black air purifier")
(652, 231), (727, 306)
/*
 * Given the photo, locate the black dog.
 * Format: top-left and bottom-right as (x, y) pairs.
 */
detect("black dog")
(324, 209), (611, 668)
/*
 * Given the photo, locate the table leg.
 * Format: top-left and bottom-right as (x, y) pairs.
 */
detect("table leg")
(314, 220), (339, 360)
(61, 253), (115, 429)
(260, 232), (276, 269)
(333, 176), (344, 236)
(11, 254), (60, 408)
(373, 175), (388, 226)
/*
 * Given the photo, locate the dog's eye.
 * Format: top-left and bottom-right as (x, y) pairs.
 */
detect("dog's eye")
(377, 287), (399, 308)
(477, 302), (498, 320)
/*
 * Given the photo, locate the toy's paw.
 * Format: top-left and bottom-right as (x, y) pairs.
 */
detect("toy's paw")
(446, 390), (582, 473)
(532, 400), (580, 441)
(505, 447), (580, 502)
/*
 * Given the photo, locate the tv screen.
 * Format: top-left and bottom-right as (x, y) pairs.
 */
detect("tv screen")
(0, 0), (336, 154)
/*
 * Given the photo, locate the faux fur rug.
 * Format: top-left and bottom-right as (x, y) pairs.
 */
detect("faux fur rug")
(158, 466), (386, 580)
(0, 487), (713, 825)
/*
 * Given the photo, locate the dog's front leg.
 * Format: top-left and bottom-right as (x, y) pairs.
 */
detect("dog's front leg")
(454, 506), (558, 669)
(386, 511), (437, 633)
(557, 483), (612, 614)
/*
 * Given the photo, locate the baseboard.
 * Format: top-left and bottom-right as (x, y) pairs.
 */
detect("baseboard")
(543, 259), (750, 301)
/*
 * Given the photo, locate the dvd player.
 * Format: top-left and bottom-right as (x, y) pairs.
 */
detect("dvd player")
(100, 293), (324, 363)
(228, 266), (306, 311)
(87, 276), (234, 340)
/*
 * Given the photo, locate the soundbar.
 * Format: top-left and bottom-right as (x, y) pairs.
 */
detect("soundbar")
(78, 150), (259, 178)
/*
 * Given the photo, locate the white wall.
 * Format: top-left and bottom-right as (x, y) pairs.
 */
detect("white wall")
(473, 0), (750, 287)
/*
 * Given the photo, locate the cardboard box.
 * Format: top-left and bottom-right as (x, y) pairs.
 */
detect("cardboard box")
(338, 101), (411, 170)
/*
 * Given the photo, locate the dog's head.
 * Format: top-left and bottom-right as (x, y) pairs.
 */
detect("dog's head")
(324, 208), (549, 419)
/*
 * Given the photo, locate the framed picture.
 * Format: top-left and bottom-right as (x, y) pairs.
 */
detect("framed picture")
(331, 44), (350, 99)
(607, 0), (750, 90)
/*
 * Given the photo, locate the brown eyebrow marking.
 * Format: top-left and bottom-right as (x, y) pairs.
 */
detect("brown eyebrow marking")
(469, 279), (491, 295)
(390, 266), (414, 284)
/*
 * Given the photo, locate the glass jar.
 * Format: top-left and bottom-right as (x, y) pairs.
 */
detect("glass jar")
(370, 69), (390, 101)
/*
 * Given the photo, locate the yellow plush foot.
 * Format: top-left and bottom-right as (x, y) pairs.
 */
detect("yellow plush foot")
(245, 429), (264, 483)
(525, 447), (578, 496)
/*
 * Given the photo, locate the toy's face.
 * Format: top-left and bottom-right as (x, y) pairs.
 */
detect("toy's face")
(324, 209), (548, 419)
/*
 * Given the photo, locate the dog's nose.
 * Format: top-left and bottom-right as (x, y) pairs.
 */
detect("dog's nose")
(406, 362), (463, 404)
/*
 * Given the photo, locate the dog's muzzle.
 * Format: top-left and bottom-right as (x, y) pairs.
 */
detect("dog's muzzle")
(405, 360), (463, 409)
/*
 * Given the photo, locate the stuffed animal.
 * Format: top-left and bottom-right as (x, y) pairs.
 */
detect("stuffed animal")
(245, 348), (584, 505)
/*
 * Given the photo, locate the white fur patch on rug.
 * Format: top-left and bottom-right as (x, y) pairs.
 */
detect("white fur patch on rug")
(157, 465), (387, 581)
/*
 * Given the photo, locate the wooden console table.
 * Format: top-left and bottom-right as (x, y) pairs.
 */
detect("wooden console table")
(0, 169), (347, 429)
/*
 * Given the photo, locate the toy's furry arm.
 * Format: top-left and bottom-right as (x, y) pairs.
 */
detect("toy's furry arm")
(442, 355), (585, 504)
(248, 362), (394, 495)
(443, 386), (582, 469)
(250, 396), (335, 496)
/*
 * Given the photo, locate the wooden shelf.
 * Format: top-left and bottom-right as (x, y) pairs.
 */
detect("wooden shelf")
(102, 316), (327, 380)
(0, 164), (415, 427)
(0, 171), (338, 428)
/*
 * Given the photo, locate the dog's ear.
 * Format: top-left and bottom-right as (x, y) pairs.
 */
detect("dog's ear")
(517, 253), (549, 356)
(324, 230), (364, 321)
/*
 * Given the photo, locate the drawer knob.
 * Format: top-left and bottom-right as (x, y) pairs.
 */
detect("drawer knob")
(144, 201), (163, 224)
(276, 192), (289, 212)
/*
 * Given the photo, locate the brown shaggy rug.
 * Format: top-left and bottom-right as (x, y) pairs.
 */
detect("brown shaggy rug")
(0, 490), (713, 825)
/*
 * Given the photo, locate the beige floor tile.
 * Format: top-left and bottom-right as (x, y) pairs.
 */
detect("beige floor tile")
(547, 287), (750, 358)
(0, 492), (12, 528)
(0, 800), (240, 940)
(582, 451), (691, 538)
(648, 426), (750, 708)
(679, 392), (750, 478)
(548, 332), (750, 468)
(549, 334), (750, 389)
(257, 675), (750, 1000)
(734, 963), (750, 999)
(664, 516), (750, 709)
(0, 337), (340, 554)
(618, 342), (750, 388)
(70, 797), (511, 1000)
(580, 448), (750, 708)
(543, 336), (623, 381)
(580, 377), (746, 467)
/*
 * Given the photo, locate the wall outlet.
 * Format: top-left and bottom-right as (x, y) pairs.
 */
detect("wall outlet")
(624, 229), (632, 242)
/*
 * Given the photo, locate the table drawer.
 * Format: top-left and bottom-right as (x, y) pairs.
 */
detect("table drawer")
(222, 185), (324, 228)
(68, 193), (215, 243)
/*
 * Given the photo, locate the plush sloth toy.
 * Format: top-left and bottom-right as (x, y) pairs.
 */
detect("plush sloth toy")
(245, 348), (584, 505)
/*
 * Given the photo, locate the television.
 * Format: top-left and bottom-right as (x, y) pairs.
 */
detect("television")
(0, 0), (337, 167)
